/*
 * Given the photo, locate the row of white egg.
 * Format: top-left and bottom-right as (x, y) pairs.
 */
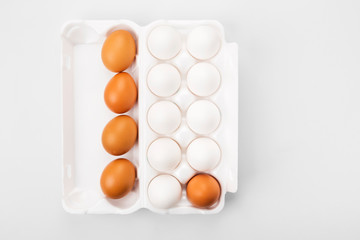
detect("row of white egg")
(147, 62), (221, 98)
(147, 100), (221, 135)
(147, 137), (221, 173)
(147, 25), (221, 60)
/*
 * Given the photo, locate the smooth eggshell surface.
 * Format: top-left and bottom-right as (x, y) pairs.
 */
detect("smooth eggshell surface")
(147, 26), (182, 60)
(186, 100), (220, 135)
(187, 62), (221, 97)
(100, 158), (136, 199)
(187, 26), (221, 60)
(104, 72), (137, 113)
(147, 101), (181, 134)
(101, 30), (136, 72)
(102, 115), (138, 155)
(148, 174), (182, 209)
(147, 138), (182, 172)
(187, 138), (221, 171)
(147, 63), (181, 97)
(186, 174), (221, 208)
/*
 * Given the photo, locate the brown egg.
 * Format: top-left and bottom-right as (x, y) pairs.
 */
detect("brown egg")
(102, 115), (137, 155)
(186, 174), (221, 208)
(100, 158), (136, 199)
(101, 30), (136, 72)
(104, 72), (137, 113)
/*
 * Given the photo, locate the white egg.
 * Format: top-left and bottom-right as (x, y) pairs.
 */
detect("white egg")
(187, 26), (221, 60)
(186, 100), (220, 134)
(147, 63), (181, 97)
(148, 174), (182, 209)
(147, 138), (182, 172)
(187, 138), (221, 171)
(147, 101), (181, 134)
(187, 62), (221, 96)
(147, 26), (182, 60)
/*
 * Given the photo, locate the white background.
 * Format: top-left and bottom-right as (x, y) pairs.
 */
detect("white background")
(0, 0), (359, 239)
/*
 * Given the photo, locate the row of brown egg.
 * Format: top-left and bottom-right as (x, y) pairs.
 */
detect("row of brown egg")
(99, 30), (139, 200)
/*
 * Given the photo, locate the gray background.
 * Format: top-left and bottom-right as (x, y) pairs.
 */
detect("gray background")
(1, 0), (360, 239)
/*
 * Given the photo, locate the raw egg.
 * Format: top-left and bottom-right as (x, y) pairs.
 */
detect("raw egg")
(102, 115), (137, 155)
(147, 26), (182, 60)
(187, 26), (221, 60)
(187, 62), (221, 97)
(100, 158), (136, 199)
(147, 138), (181, 172)
(104, 72), (137, 113)
(147, 101), (181, 134)
(147, 63), (181, 97)
(186, 174), (221, 208)
(148, 174), (182, 209)
(187, 138), (221, 171)
(186, 100), (221, 135)
(101, 30), (136, 72)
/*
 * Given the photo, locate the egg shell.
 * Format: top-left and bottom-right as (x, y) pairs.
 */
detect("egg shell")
(187, 138), (221, 171)
(102, 115), (137, 155)
(187, 62), (221, 97)
(147, 26), (182, 60)
(148, 174), (182, 209)
(186, 100), (221, 135)
(104, 72), (137, 114)
(147, 63), (181, 97)
(147, 101), (181, 134)
(186, 174), (221, 208)
(147, 138), (182, 172)
(187, 25), (221, 60)
(101, 30), (136, 72)
(100, 158), (136, 199)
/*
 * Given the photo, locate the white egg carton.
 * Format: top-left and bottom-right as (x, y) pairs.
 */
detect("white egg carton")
(61, 20), (238, 214)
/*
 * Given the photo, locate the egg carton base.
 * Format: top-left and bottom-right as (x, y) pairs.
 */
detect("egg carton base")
(61, 20), (238, 214)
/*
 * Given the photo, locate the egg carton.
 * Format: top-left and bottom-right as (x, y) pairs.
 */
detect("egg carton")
(61, 20), (238, 214)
